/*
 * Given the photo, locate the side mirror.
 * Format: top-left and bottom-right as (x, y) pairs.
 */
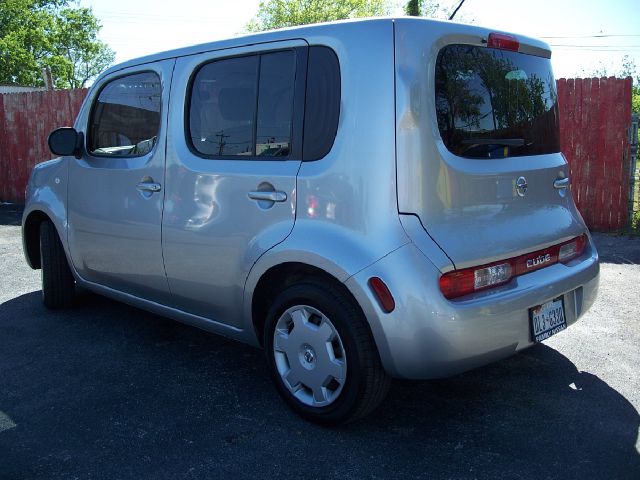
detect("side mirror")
(48, 127), (83, 159)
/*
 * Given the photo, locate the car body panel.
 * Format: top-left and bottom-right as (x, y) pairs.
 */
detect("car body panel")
(345, 240), (599, 379)
(66, 59), (175, 304)
(22, 158), (70, 268)
(394, 19), (583, 269)
(162, 40), (305, 326)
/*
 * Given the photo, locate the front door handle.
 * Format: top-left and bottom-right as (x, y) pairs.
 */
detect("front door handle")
(553, 177), (570, 189)
(248, 191), (287, 202)
(136, 181), (162, 193)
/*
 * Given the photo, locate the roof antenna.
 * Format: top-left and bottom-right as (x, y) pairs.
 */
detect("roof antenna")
(449, 0), (466, 20)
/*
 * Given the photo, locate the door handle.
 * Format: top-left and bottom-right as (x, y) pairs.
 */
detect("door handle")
(136, 181), (162, 193)
(248, 191), (287, 202)
(553, 177), (570, 189)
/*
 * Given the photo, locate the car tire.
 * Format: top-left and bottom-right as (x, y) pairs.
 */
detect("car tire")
(264, 279), (390, 424)
(40, 220), (75, 309)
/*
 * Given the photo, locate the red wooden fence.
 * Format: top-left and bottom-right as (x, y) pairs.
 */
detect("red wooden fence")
(557, 77), (633, 231)
(0, 80), (635, 231)
(0, 89), (87, 203)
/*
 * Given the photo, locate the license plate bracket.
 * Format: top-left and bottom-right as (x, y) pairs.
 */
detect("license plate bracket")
(529, 296), (567, 343)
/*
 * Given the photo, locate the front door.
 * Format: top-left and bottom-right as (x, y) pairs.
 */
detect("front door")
(162, 41), (306, 326)
(67, 60), (175, 303)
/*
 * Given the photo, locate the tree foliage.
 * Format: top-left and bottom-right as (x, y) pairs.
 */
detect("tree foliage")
(405, 0), (420, 16)
(582, 55), (640, 134)
(246, 0), (390, 32)
(404, 0), (454, 19)
(0, 0), (114, 88)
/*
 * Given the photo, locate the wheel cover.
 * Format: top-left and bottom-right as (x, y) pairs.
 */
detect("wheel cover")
(273, 305), (347, 408)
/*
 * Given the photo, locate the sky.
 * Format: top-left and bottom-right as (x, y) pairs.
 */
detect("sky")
(78, 0), (640, 79)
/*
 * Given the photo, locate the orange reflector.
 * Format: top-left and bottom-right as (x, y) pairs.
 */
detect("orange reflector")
(368, 277), (395, 313)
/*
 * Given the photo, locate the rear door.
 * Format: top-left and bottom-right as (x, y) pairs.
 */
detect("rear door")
(396, 26), (585, 269)
(162, 41), (306, 326)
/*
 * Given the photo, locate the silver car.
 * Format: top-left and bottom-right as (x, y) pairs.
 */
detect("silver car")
(23, 18), (599, 424)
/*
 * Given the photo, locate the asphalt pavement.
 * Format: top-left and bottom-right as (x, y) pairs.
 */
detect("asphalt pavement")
(1, 204), (639, 480)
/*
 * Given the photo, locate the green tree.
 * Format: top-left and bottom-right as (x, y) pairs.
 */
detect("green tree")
(619, 56), (640, 121)
(405, 0), (420, 16)
(0, 0), (114, 88)
(246, 0), (390, 32)
(403, 0), (456, 19)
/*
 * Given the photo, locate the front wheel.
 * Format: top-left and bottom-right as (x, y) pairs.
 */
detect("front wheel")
(264, 280), (390, 424)
(40, 220), (75, 309)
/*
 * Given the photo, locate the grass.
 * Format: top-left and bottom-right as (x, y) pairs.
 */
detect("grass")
(630, 164), (640, 234)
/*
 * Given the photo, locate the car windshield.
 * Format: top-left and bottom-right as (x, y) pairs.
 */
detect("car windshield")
(435, 44), (560, 159)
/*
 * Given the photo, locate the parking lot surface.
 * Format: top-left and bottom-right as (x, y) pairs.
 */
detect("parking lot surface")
(1, 204), (639, 479)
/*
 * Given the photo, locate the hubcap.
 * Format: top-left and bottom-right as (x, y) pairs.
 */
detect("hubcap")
(273, 305), (347, 407)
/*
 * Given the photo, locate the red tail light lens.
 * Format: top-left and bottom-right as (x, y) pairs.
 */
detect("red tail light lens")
(439, 261), (512, 300)
(439, 235), (588, 300)
(487, 32), (520, 52)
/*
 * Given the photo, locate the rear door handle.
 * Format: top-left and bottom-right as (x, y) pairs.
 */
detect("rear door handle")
(137, 181), (162, 193)
(553, 177), (570, 189)
(248, 191), (287, 202)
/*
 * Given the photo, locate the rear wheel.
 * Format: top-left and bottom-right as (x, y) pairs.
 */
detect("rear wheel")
(264, 279), (390, 424)
(40, 220), (75, 309)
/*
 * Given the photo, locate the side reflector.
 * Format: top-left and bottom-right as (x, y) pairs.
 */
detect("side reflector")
(368, 277), (395, 313)
(487, 32), (520, 52)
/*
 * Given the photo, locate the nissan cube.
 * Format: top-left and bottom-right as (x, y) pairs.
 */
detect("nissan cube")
(22, 17), (599, 424)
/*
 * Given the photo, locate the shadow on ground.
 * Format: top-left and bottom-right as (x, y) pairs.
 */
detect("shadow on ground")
(1, 291), (638, 479)
(592, 232), (640, 265)
(0, 203), (23, 226)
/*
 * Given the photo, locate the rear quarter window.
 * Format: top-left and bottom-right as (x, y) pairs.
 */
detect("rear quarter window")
(302, 46), (340, 161)
(435, 45), (560, 159)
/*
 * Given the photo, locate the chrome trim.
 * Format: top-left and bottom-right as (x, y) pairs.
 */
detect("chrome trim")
(248, 191), (287, 202)
(136, 182), (162, 192)
(554, 177), (570, 189)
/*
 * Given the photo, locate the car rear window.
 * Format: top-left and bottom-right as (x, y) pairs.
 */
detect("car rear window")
(435, 45), (560, 159)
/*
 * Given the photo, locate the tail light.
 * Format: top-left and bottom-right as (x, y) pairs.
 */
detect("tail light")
(559, 235), (587, 263)
(487, 32), (520, 52)
(439, 235), (588, 300)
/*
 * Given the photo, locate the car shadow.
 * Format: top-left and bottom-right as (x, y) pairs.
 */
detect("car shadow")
(592, 232), (640, 265)
(0, 203), (23, 226)
(0, 291), (638, 479)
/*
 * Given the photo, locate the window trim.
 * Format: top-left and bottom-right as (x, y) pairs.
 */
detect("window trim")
(184, 47), (306, 161)
(86, 70), (163, 159)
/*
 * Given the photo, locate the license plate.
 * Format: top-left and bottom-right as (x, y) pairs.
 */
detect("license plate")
(530, 297), (566, 343)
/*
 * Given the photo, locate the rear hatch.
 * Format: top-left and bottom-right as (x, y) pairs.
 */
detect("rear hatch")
(395, 20), (587, 271)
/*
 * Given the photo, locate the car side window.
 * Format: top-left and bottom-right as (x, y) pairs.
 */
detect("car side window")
(302, 46), (340, 161)
(256, 51), (296, 157)
(188, 50), (296, 159)
(88, 72), (161, 157)
(189, 55), (258, 156)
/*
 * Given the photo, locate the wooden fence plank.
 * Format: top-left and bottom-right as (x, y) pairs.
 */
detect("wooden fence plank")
(0, 89), (87, 203)
(557, 76), (632, 231)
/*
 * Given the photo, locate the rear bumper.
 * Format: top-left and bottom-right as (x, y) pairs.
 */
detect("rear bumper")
(345, 239), (599, 379)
